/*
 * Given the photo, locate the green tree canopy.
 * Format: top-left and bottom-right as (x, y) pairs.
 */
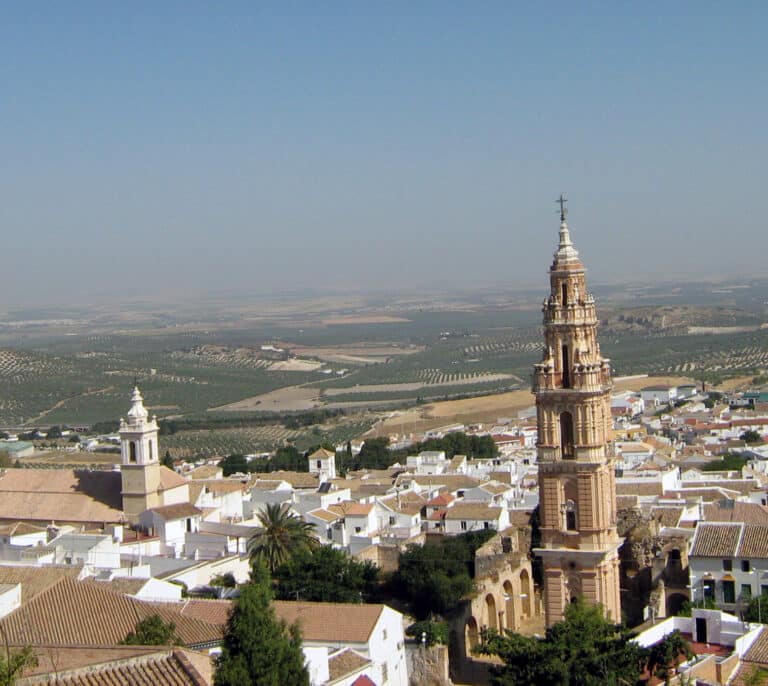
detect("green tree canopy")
(741, 430), (763, 445)
(220, 447), (308, 477)
(700, 452), (750, 472)
(162, 450), (175, 469)
(210, 572), (237, 588)
(743, 592), (768, 622)
(214, 562), (309, 686)
(273, 545), (379, 603)
(646, 630), (693, 686)
(247, 503), (316, 574)
(392, 530), (495, 619)
(476, 599), (646, 686)
(121, 614), (180, 646)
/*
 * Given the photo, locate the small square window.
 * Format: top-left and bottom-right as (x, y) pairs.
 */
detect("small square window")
(742, 559), (751, 573)
(461, 521), (468, 531)
(723, 559), (733, 571)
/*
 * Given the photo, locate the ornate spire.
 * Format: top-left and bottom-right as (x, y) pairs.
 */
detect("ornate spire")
(553, 194), (580, 265)
(126, 385), (149, 424)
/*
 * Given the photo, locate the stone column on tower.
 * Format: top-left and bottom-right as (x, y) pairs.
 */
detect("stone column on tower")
(532, 198), (621, 626)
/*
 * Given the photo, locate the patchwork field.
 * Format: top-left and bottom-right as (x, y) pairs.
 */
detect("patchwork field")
(1, 289), (767, 428)
(161, 416), (376, 459)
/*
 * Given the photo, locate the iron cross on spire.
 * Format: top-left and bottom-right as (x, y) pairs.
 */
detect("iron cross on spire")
(556, 194), (568, 221)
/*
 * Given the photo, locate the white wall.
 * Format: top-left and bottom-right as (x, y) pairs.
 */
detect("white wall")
(0, 583), (21, 619)
(368, 606), (408, 686)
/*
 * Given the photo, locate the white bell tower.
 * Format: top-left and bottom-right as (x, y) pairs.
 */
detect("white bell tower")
(119, 386), (161, 523)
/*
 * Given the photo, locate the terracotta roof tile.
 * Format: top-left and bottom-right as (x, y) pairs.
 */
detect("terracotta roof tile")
(739, 524), (768, 558)
(0, 578), (221, 647)
(690, 523), (742, 557)
(0, 469), (123, 525)
(444, 503), (503, 521)
(395, 475), (479, 490)
(615, 481), (665, 497)
(329, 503), (374, 516)
(148, 503), (202, 520)
(273, 601), (384, 643)
(260, 472), (318, 489)
(307, 508), (342, 523)
(650, 506), (684, 528)
(159, 467), (189, 491)
(0, 565), (82, 603)
(178, 599), (233, 627)
(20, 647), (212, 685)
(309, 448), (336, 460)
(327, 648), (371, 681)
(703, 501), (768, 525)
(81, 577), (149, 597)
(743, 625), (768, 663)
(187, 465), (222, 480)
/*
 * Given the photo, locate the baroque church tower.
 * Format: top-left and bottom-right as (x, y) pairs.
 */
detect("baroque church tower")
(120, 386), (162, 524)
(532, 197), (621, 626)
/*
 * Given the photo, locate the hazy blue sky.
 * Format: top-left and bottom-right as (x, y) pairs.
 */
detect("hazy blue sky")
(2, 2), (766, 306)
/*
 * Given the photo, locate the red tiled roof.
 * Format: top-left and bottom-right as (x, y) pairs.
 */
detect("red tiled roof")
(0, 578), (222, 647)
(273, 601), (384, 643)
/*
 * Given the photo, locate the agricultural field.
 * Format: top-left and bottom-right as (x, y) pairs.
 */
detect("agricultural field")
(2, 285), (768, 428)
(160, 416), (376, 459)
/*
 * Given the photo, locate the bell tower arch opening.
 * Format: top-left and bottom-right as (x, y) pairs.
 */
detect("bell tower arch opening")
(559, 411), (574, 459)
(561, 345), (570, 387)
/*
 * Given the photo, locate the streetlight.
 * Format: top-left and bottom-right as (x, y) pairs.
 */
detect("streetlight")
(687, 575), (698, 610)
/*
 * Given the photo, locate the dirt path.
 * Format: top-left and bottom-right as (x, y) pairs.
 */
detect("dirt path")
(26, 386), (115, 426)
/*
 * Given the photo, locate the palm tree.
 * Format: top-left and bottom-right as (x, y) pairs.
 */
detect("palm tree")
(247, 503), (316, 573)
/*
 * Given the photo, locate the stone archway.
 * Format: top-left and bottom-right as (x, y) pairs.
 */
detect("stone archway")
(666, 592), (688, 617)
(485, 593), (498, 631)
(520, 569), (532, 617)
(466, 616), (480, 652)
(503, 580), (516, 629)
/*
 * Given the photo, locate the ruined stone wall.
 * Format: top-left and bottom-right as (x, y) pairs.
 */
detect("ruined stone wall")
(406, 643), (452, 686)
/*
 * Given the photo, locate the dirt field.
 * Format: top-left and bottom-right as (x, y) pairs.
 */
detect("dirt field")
(212, 385), (321, 412)
(321, 374), (516, 396)
(713, 375), (754, 392)
(320, 315), (411, 325)
(287, 343), (424, 365)
(369, 375), (697, 436)
(269, 359), (323, 372)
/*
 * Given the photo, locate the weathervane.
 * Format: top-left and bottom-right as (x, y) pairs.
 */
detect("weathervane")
(556, 193), (568, 221)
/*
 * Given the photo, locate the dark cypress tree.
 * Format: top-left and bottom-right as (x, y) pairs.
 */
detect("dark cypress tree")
(214, 562), (309, 686)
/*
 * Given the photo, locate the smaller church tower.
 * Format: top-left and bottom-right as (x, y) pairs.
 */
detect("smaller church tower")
(120, 386), (161, 524)
(308, 448), (337, 483)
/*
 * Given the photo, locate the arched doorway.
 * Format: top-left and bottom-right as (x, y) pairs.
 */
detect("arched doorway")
(520, 570), (532, 617)
(485, 594), (498, 631)
(466, 616), (479, 652)
(503, 580), (516, 629)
